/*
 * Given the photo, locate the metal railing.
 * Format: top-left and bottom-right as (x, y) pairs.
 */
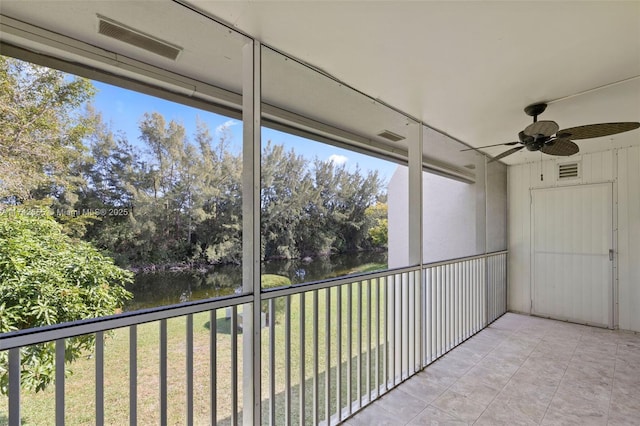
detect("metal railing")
(0, 251), (507, 425)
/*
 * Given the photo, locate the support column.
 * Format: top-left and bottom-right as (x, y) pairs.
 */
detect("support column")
(408, 123), (423, 370)
(242, 40), (262, 426)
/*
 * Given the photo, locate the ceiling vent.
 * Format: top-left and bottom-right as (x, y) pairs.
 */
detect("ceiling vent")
(377, 130), (405, 142)
(97, 15), (182, 60)
(558, 162), (580, 180)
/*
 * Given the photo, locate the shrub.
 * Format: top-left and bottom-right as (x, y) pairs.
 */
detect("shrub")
(0, 208), (133, 395)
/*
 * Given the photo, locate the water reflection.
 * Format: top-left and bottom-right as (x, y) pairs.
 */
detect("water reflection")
(125, 251), (387, 311)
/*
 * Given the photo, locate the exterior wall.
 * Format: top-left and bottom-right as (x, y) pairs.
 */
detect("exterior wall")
(388, 163), (507, 268)
(422, 171), (477, 263)
(617, 146), (640, 331)
(508, 148), (640, 332)
(388, 166), (409, 267)
(486, 162), (508, 253)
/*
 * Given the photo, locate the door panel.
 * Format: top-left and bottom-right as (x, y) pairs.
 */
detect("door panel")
(532, 183), (613, 328)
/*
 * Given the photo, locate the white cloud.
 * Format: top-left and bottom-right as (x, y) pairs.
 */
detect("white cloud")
(328, 154), (348, 165)
(215, 119), (239, 134)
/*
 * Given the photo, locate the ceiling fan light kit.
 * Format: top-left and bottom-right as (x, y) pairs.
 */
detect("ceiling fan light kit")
(474, 103), (640, 162)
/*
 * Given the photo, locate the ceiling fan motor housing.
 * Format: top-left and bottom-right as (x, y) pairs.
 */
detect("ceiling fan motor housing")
(524, 103), (548, 119)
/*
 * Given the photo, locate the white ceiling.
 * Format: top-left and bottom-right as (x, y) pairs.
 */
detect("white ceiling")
(1, 1), (639, 165)
(188, 0), (640, 165)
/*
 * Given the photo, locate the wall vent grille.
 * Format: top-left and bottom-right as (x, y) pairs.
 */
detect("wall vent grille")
(558, 162), (579, 179)
(377, 130), (405, 142)
(98, 16), (182, 60)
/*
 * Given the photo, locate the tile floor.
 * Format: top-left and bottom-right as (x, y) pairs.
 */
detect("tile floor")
(343, 313), (640, 425)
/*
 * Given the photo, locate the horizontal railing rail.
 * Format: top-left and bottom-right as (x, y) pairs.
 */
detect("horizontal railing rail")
(261, 264), (421, 300)
(0, 294), (253, 351)
(422, 250), (508, 269)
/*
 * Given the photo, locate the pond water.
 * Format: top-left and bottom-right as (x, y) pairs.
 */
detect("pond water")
(124, 251), (388, 311)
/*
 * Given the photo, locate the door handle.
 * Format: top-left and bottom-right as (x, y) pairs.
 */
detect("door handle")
(609, 249), (614, 261)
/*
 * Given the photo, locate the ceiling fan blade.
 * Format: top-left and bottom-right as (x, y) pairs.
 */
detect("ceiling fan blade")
(489, 145), (524, 162)
(541, 138), (579, 156)
(524, 120), (559, 137)
(460, 141), (519, 152)
(557, 122), (640, 140)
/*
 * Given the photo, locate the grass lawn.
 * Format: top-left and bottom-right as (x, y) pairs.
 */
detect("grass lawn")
(0, 273), (395, 425)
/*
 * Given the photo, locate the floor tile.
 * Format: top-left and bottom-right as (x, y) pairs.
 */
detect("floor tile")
(447, 373), (501, 406)
(374, 388), (428, 423)
(345, 402), (405, 426)
(407, 405), (466, 425)
(394, 374), (449, 404)
(431, 390), (487, 423)
(475, 399), (542, 426)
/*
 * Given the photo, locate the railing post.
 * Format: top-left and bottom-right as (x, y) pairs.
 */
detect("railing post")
(484, 255), (489, 327)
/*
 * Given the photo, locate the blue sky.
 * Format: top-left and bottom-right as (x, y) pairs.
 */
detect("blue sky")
(91, 81), (398, 184)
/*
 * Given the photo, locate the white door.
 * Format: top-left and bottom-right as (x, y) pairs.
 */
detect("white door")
(531, 183), (613, 328)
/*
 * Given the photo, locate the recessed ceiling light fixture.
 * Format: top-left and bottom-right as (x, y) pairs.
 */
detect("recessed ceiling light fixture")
(97, 15), (182, 61)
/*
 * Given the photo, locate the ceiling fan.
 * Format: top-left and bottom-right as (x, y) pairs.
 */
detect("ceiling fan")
(466, 103), (640, 162)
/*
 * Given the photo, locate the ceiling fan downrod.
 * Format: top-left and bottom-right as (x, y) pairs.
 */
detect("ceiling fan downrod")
(524, 103), (548, 123)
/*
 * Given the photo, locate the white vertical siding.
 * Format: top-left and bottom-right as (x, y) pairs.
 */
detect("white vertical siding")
(617, 146), (640, 331)
(508, 148), (640, 332)
(508, 162), (532, 313)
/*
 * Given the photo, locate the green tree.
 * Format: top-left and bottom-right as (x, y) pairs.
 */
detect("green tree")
(0, 208), (133, 395)
(261, 141), (314, 260)
(0, 55), (96, 202)
(192, 120), (243, 264)
(366, 203), (388, 247)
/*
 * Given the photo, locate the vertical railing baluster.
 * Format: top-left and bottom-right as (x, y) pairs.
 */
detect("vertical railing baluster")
(437, 266), (442, 358)
(445, 265), (450, 351)
(367, 279), (372, 399)
(375, 278), (380, 395)
(388, 275), (397, 387)
(269, 301), (276, 423)
(472, 260), (476, 333)
(8, 348), (20, 426)
(286, 296), (292, 425)
(426, 268), (431, 365)
(267, 298), (276, 426)
(325, 288), (331, 424)
(404, 273), (409, 379)
(269, 299), (276, 426)
(440, 266), (445, 356)
(299, 293), (306, 426)
(357, 280), (363, 404)
(231, 306), (238, 426)
(504, 254), (508, 314)
(160, 320), (167, 426)
(455, 264), (460, 345)
(471, 261), (475, 333)
(430, 268), (435, 363)
(417, 270), (422, 371)
(210, 310), (216, 426)
(477, 259), (481, 331)
(450, 265), (454, 348)
(347, 283), (352, 414)
(464, 263), (468, 337)
(56, 339), (65, 426)
(186, 315), (193, 426)
(337, 286), (342, 421)
(383, 277), (389, 391)
(130, 325), (137, 426)
(313, 290), (319, 426)
(96, 331), (104, 426)
(467, 261), (471, 338)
